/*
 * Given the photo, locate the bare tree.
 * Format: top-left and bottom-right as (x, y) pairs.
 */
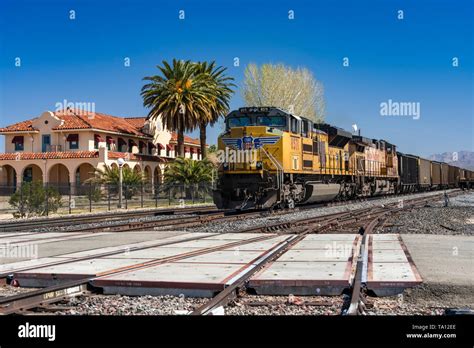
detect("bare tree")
(242, 63), (325, 122)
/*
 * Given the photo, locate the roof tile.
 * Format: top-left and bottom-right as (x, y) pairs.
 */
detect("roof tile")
(0, 151), (99, 161)
(108, 151), (166, 162)
(0, 110), (201, 145)
(170, 132), (201, 145)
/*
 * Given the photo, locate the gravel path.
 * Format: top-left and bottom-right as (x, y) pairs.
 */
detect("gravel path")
(176, 190), (456, 234)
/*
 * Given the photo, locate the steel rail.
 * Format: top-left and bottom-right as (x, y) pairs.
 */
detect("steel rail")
(0, 190), (463, 315)
(346, 216), (383, 315)
(0, 234), (281, 315)
(192, 191), (461, 315)
(344, 192), (451, 315)
(190, 215), (348, 316)
(0, 205), (218, 232)
(0, 189), (460, 232)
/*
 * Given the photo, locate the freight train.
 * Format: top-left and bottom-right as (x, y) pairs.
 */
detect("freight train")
(213, 107), (474, 210)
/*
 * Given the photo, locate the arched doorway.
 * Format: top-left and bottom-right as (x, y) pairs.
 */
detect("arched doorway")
(75, 163), (96, 184)
(133, 164), (142, 175)
(22, 164), (43, 183)
(143, 165), (152, 193)
(74, 163), (96, 195)
(144, 166), (152, 184)
(153, 166), (162, 186)
(48, 163), (70, 194)
(0, 165), (17, 194)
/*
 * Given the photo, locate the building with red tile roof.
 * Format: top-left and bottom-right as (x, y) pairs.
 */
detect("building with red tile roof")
(0, 109), (202, 189)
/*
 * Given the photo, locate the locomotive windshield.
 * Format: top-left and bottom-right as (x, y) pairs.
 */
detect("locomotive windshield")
(256, 116), (286, 128)
(226, 108), (294, 131)
(228, 116), (252, 128)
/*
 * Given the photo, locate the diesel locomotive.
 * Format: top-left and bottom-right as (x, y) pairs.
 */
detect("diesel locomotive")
(212, 107), (473, 210)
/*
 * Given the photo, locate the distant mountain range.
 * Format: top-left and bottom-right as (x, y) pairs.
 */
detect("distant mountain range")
(428, 150), (474, 170)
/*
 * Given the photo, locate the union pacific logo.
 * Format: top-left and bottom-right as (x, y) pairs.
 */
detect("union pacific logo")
(222, 136), (280, 150)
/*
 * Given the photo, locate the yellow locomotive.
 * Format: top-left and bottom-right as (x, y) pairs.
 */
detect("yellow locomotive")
(213, 107), (399, 210)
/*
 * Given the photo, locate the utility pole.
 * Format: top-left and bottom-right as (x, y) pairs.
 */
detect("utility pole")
(118, 158), (125, 208)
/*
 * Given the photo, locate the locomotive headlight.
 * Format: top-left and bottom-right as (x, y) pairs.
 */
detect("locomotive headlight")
(256, 161), (263, 169)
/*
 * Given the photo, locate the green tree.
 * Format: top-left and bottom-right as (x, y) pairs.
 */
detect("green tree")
(9, 182), (62, 218)
(141, 59), (215, 157)
(87, 165), (145, 199)
(208, 144), (218, 153)
(242, 63), (325, 122)
(164, 157), (214, 185)
(164, 158), (215, 199)
(194, 61), (235, 158)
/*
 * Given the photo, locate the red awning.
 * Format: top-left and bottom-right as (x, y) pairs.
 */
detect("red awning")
(12, 136), (24, 144)
(66, 134), (78, 142)
(118, 138), (127, 146)
(158, 143), (164, 150)
(149, 143), (157, 149)
(106, 136), (115, 144)
(129, 139), (137, 146)
(190, 147), (195, 154)
(94, 134), (104, 142)
(166, 144), (172, 151)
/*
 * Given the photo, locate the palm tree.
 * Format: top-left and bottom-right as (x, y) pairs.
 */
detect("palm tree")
(163, 157), (214, 185)
(164, 157), (215, 199)
(87, 165), (145, 199)
(194, 61), (235, 158)
(141, 59), (215, 157)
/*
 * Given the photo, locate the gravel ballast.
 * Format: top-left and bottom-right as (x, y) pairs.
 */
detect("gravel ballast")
(53, 294), (207, 315)
(175, 190), (459, 234)
(380, 192), (474, 235)
(29, 213), (198, 232)
(0, 284), (39, 297)
(365, 282), (474, 315)
(226, 294), (346, 315)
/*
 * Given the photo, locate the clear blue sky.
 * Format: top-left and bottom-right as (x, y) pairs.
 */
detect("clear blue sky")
(0, 0), (472, 156)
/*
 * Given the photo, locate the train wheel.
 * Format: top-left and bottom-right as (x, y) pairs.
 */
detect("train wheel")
(287, 198), (295, 209)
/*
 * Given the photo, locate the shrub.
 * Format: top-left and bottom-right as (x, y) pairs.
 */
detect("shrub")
(9, 182), (62, 218)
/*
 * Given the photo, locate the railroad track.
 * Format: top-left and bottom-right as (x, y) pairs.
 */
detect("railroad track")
(0, 190), (463, 315)
(24, 189), (454, 233)
(0, 207), (302, 234)
(190, 191), (459, 316)
(0, 189), (461, 233)
(0, 205), (218, 232)
(343, 194), (448, 316)
(0, 232), (284, 314)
